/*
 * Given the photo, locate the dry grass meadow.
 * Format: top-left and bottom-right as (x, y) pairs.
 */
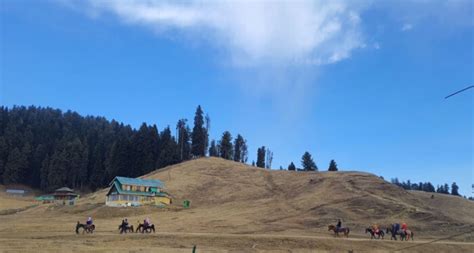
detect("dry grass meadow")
(0, 157), (473, 252)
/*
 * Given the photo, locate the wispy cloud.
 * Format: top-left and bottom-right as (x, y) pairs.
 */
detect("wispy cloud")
(401, 23), (413, 31)
(63, 0), (367, 67)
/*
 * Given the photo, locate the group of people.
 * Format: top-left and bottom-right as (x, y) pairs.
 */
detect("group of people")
(84, 217), (153, 229)
(389, 222), (409, 233)
(335, 219), (409, 234)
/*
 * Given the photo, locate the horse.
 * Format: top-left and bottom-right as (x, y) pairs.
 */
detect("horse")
(118, 220), (134, 234)
(136, 222), (155, 233)
(365, 227), (384, 239)
(76, 221), (95, 234)
(386, 226), (414, 241)
(328, 224), (350, 237)
(402, 229), (414, 241)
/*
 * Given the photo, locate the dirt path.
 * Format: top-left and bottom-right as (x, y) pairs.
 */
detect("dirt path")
(1, 230), (472, 253)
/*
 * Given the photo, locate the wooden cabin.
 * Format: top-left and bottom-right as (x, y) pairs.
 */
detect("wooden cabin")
(105, 176), (172, 207)
(52, 187), (78, 205)
(35, 187), (78, 205)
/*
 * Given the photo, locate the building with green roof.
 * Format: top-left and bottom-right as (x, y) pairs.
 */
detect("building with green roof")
(105, 176), (171, 207)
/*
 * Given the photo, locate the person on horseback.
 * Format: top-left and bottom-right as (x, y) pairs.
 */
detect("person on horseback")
(394, 223), (400, 233)
(336, 219), (342, 232)
(86, 217), (93, 226)
(123, 218), (129, 227)
(401, 222), (407, 233)
(144, 217), (151, 229)
(373, 224), (380, 235)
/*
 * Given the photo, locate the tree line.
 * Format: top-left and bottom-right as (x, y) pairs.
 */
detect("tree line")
(390, 178), (461, 196)
(0, 105), (253, 191)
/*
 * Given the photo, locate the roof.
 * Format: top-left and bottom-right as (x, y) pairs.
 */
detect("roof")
(106, 180), (170, 197)
(55, 187), (74, 192)
(113, 176), (164, 188)
(107, 181), (153, 196)
(53, 192), (78, 196)
(6, 189), (26, 194)
(35, 195), (54, 200)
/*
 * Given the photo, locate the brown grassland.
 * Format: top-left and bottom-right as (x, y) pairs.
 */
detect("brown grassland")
(0, 157), (473, 252)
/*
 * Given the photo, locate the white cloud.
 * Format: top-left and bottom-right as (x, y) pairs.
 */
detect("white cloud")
(67, 0), (367, 67)
(401, 23), (413, 31)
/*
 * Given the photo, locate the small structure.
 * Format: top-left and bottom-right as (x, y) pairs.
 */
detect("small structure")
(106, 176), (172, 207)
(6, 189), (27, 197)
(53, 187), (79, 205)
(35, 187), (78, 205)
(35, 195), (55, 204)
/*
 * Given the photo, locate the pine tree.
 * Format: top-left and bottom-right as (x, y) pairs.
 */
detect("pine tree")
(208, 140), (218, 157)
(240, 139), (248, 163)
(328, 159), (338, 171)
(40, 154), (50, 190)
(233, 134), (246, 162)
(219, 131), (233, 160)
(47, 147), (69, 191)
(451, 182), (460, 196)
(301, 151), (317, 171)
(157, 127), (180, 168)
(191, 105), (208, 157)
(288, 162), (296, 171)
(3, 147), (27, 184)
(176, 119), (191, 161)
(443, 183), (450, 194)
(256, 146), (266, 168)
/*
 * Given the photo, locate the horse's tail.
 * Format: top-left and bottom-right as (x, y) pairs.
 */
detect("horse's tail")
(75, 221), (80, 234)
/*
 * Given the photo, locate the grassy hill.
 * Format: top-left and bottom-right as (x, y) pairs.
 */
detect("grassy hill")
(137, 157), (473, 236)
(74, 157), (473, 237)
(1, 157), (473, 252)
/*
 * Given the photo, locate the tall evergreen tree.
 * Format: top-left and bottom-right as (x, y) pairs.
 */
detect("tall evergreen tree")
(157, 127), (180, 168)
(176, 119), (191, 161)
(451, 182), (460, 196)
(208, 140), (218, 157)
(240, 138), (248, 163)
(233, 134), (247, 162)
(288, 162), (296, 171)
(191, 105), (208, 157)
(3, 147), (27, 184)
(47, 147), (69, 191)
(219, 131), (233, 160)
(443, 183), (450, 194)
(301, 151), (317, 171)
(40, 154), (50, 190)
(328, 159), (338, 171)
(256, 146), (266, 168)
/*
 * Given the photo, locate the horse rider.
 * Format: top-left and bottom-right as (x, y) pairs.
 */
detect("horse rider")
(124, 218), (129, 227)
(336, 219), (342, 232)
(401, 222), (408, 234)
(86, 216), (93, 227)
(144, 217), (151, 228)
(373, 224), (380, 235)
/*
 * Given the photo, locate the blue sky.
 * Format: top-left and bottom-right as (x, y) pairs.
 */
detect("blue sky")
(1, 0), (472, 195)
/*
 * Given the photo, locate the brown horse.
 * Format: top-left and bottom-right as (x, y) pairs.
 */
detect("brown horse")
(76, 221), (95, 234)
(136, 222), (155, 233)
(328, 225), (350, 237)
(118, 221), (134, 234)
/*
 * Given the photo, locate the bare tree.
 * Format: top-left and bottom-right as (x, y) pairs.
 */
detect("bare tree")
(265, 149), (273, 169)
